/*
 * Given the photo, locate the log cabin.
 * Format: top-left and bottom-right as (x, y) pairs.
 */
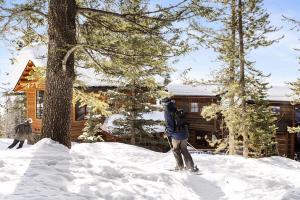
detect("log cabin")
(167, 84), (298, 159)
(12, 58), (115, 141)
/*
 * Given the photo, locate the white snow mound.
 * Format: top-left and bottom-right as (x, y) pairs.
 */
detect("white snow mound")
(0, 138), (300, 200)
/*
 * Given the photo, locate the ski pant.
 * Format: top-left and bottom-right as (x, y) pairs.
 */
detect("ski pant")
(172, 139), (194, 170)
(8, 139), (24, 149)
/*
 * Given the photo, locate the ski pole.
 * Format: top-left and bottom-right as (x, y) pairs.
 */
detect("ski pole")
(166, 136), (173, 149)
(187, 141), (201, 153)
(164, 131), (173, 149)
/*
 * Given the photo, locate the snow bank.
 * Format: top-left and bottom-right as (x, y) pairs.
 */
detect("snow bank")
(0, 138), (300, 200)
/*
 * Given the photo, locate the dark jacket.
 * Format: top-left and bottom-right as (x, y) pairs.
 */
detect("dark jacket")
(164, 101), (188, 140)
(14, 121), (32, 141)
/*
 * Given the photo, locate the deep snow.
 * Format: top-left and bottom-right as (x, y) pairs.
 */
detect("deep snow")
(0, 138), (300, 200)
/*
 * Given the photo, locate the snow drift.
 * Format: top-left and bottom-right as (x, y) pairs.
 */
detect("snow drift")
(0, 138), (300, 200)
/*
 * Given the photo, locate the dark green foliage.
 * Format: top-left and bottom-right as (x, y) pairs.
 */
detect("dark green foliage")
(78, 111), (104, 142)
(0, 0), (192, 146)
(191, 0), (279, 157)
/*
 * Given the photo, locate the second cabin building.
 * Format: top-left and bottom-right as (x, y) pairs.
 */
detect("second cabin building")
(167, 84), (298, 159)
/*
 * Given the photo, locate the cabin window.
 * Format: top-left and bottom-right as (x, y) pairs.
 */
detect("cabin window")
(75, 102), (88, 121)
(36, 90), (44, 119)
(270, 106), (280, 115)
(190, 102), (199, 113)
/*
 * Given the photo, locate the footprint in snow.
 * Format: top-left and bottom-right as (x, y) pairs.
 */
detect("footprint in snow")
(46, 160), (58, 166)
(0, 160), (4, 168)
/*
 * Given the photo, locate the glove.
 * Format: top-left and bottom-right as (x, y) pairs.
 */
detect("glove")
(163, 133), (168, 138)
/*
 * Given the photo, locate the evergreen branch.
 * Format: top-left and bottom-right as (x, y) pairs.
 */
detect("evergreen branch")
(82, 48), (120, 75)
(84, 43), (173, 58)
(0, 6), (47, 18)
(76, 1), (188, 22)
(80, 12), (160, 35)
(283, 15), (300, 27)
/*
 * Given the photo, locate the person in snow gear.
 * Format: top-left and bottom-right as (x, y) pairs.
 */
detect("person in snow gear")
(162, 98), (198, 172)
(8, 118), (33, 149)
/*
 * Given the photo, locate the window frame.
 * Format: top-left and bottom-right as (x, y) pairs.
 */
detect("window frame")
(190, 102), (199, 113)
(75, 101), (88, 121)
(36, 90), (44, 119)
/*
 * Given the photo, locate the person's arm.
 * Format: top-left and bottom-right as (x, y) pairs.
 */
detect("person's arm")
(165, 112), (175, 137)
(14, 125), (19, 134)
(28, 126), (32, 134)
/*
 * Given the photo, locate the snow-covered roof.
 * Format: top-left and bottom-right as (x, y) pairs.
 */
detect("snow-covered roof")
(167, 83), (295, 102)
(8, 44), (119, 90)
(101, 111), (165, 134)
(266, 86), (294, 102)
(6, 44), (47, 90)
(167, 83), (219, 97)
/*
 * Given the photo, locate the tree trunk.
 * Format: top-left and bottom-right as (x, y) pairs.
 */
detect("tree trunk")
(228, 0), (237, 155)
(238, 0), (248, 157)
(41, 0), (76, 148)
(130, 79), (137, 145)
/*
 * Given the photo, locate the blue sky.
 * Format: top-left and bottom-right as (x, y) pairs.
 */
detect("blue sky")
(172, 0), (300, 85)
(1, 0), (300, 88)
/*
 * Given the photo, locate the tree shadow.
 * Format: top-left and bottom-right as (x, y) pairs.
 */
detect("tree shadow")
(282, 188), (300, 200)
(182, 174), (225, 200)
(3, 139), (88, 200)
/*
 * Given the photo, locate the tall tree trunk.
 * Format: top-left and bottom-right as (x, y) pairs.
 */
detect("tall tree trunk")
(228, 0), (237, 155)
(237, 0), (248, 157)
(41, 0), (76, 148)
(130, 79), (137, 145)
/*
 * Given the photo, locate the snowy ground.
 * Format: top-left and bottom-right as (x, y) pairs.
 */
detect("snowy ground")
(0, 139), (300, 200)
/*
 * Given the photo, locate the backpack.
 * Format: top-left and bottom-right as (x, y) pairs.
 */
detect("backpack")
(173, 109), (188, 132)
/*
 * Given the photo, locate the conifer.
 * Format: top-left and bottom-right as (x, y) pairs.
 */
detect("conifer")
(191, 0), (279, 157)
(0, 0), (192, 147)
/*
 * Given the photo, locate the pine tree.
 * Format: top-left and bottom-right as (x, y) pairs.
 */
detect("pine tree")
(78, 111), (104, 142)
(191, 0), (279, 157)
(284, 17), (300, 133)
(247, 79), (277, 157)
(0, 0), (191, 147)
(2, 93), (27, 138)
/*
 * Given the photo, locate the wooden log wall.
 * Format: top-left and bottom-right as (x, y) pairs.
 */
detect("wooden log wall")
(173, 96), (218, 149)
(269, 102), (296, 158)
(172, 97), (297, 158)
(26, 86), (86, 141)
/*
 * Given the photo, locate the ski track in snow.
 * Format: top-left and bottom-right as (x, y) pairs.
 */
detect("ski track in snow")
(0, 138), (300, 200)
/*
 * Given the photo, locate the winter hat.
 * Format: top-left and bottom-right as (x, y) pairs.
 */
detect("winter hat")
(161, 97), (172, 104)
(167, 101), (177, 113)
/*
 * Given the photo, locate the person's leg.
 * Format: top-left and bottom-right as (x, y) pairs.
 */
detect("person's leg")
(17, 141), (25, 149)
(171, 139), (184, 170)
(180, 139), (194, 170)
(8, 139), (20, 149)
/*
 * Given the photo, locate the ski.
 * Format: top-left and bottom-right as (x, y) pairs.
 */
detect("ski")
(167, 167), (202, 175)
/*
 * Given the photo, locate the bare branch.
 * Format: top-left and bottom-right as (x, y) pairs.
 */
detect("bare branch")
(62, 44), (89, 71)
